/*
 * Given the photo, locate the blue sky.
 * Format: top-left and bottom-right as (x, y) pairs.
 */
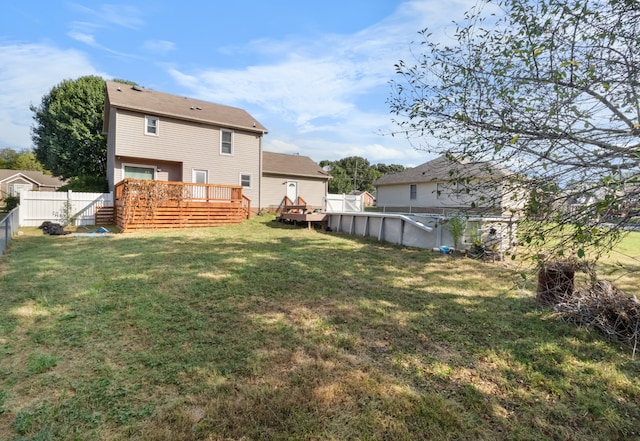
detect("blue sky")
(0, 1), (477, 167)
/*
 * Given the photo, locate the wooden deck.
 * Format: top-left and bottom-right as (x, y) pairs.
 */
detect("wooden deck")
(277, 196), (327, 229)
(114, 179), (250, 232)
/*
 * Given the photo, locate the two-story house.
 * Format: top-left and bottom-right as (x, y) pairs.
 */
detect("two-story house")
(103, 81), (268, 208)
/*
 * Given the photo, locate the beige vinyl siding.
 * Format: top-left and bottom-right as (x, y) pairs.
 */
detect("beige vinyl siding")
(208, 130), (260, 203)
(106, 109), (117, 189)
(376, 180), (518, 214)
(111, 109), (261, 203)
(261, 175), (288, 208)
(114, 110), (214, 162)
(376, 183), (439, 209)
(261, 174), (327, 209)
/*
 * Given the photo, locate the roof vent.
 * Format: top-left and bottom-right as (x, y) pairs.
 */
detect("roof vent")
(195, 106), (202, 110)
(131, 85), (143, 92)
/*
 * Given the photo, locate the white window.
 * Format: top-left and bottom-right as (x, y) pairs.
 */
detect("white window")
(145, 116), (159, 135)
(220, 129), (233, 155)
(240, 173), (252, 188)
(193, 169), (208, 184)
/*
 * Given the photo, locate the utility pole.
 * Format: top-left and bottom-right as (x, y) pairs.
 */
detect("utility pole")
(353, 158), (358, 192)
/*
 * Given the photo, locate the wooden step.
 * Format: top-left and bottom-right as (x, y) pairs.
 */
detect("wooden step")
(95, 206), (115, 225)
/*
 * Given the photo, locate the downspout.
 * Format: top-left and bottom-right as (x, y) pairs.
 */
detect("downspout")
(258, 132), (263, 211)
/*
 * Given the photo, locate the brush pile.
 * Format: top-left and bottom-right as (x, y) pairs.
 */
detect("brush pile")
(39, 221), (71, 235)
(554, 280), (640, 351)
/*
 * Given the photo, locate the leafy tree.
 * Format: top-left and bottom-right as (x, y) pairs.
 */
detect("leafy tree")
(0, 148), (20, 169)
(31, 75), (107, 180)
(0, 148), (44, 171)
(320, 157), (379, 194)
(14, 152), (44, 171)
(389, 0), (640, 263)
(374, 163), (405, 176)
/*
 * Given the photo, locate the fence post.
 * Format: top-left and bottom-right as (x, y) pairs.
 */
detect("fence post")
(68, 190), (76, 226)
(5, 212), (9, 249)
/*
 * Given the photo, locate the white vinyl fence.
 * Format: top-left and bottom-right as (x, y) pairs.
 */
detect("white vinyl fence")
(18, 190), (113, 227)
(324, 194), (364, 213)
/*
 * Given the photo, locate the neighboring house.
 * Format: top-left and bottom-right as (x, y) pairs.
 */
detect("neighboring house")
(375, 155), (524, 215)
(103, 81), (268, 208)
(350, 190), (375, 207)
(262, 152), (330, 210)
(0, 170), (66, 199)
(562, 184), (640, 219)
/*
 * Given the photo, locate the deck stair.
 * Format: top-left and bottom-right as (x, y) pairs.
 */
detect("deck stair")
(277, 196), (326, 229)
(277, 196), (312, 214)
(94, 206), (115, 225)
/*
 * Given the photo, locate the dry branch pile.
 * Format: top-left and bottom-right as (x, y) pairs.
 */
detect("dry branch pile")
(554, 281), (640, 352)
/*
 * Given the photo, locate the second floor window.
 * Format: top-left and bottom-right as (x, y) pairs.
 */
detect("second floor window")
(220, 129), (233, 155)
(410, 184), (417, 200)
(145, 116), (158, 135)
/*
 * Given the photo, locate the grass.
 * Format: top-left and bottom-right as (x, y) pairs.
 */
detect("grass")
(0, 214), (638, 440)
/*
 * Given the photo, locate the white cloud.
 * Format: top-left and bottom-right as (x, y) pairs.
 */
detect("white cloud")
(263, 139), (304, 155)
(0, 43), (103, 149)
(166, 0), (477, 166)
(66, 4), (145, 56)
(68, 3), (144, 30)
(142, 40), (176, 55)
(67, 31), (98, 47)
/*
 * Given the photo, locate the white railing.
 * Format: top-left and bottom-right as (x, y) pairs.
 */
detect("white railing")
(18, 190), (113, 227)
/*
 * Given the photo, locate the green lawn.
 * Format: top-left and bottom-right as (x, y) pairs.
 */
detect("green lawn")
(0, 215), (638, 440)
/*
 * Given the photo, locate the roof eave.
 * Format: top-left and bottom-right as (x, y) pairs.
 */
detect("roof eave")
(111, 103), (267, 134)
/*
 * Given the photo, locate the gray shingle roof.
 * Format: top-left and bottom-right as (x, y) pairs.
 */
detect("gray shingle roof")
(375, 155), (512, 186)
(263, 152), (330, 180)
(0, 170), (66, 187)
(104, 81), (267, 134)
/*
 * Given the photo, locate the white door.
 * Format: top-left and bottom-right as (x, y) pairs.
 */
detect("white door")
(286, 181), (298, 204)
(192, 169), (208, 200)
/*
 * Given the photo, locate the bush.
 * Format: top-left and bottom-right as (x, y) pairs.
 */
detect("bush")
(58, 176), (108, 193)
(3, 195), (19, 211)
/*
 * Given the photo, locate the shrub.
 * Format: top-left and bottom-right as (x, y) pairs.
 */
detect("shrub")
(3, 195), (19, 211)
(58, 176), (108, 193)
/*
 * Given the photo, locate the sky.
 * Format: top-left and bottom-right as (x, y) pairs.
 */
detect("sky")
(0, 0), (478, 168)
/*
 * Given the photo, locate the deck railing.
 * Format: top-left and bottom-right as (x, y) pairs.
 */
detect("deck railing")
(113, 179), (250, 230)
(115, 179), (244, 204)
